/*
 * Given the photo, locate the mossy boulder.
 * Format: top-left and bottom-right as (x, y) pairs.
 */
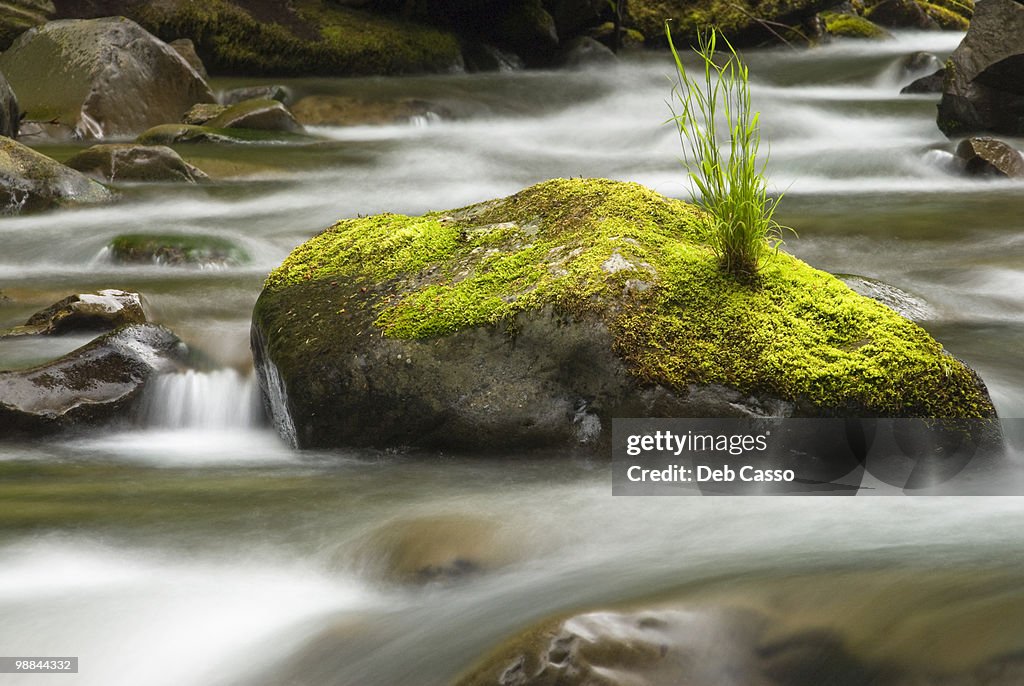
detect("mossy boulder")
(219, 84), (291, 106)
(290, 95), (447, 126)
(0, 323), (189, 437)
(0, 71), (18, 139)
(64, 143), (208, 183)
(135, 123), (316, 145)
(251, 178), (996, 451)
(168, 37), (207, 78)
(133, 0), (463, 76)
(0, 0), (53, 50)
(204, 98), (304, 133)
(0, 17), (215, 139)
(0, 136), (112, 213)
(822, 12), (891, 39)
(864, 0), (971, 30)
(108, 233), (248, 267)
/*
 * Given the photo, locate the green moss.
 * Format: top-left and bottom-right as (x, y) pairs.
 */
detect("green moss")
(135, 0), (462, 76)
(627, 0), (824, 47)
(259, 178), (993, 419)
(822, 12), (891, 38)
(918, 1), (970, 29)
(135, 123), (316, 146)
(109, 233), (248, 266)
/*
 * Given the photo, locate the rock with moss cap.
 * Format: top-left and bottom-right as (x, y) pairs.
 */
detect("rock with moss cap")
(0, 16), (215, 139)
(0, 136), (112, 213)
(822, 12), (891, 39)
(204, 98), (304, 133)
(251, 178), (996, 452)
(108, 233), (248, 267)
(135, 123), (317, 145)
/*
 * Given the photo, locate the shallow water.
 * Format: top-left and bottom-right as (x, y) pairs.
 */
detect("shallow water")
(2, 31), (1024, 685)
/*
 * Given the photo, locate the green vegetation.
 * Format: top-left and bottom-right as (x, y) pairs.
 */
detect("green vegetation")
(109, 234), (248, 266)
(258, 178), (993, 418)
(666, 27), (785, 281)
(821, 12), (891, 39)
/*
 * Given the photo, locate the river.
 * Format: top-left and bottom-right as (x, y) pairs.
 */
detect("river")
(1, 31), (1023, 685)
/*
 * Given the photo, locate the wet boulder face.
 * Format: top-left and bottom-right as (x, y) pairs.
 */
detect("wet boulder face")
(64, 143), (208, 183)
(937, 0), (1024, 136)
(12, 289), (148, 336)
(955, 137), (1024, 178)
(0, 70), (19, 139)
(0, 136), (112, 213)
(135, 123), (315, 145)
(204, 98), (305, 133)
(290, 95), (447, 126)
(0, 0), (53, 51)
(251, 178), (996, 452)
(0, 323), (189, 437)
(0, 16), (215, 139)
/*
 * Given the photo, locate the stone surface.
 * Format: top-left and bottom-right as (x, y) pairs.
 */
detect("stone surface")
(107, 233), (248, 267)
(13, 289), (148, 336)
(837, 275), (937, 321)
(181, 103), (227, 126)
(0, 0), (53, 50)
(169, 37), (207, 79)
(205, 98), (304, 133)
(865, 0), (939, 29)
(0, 71), (19, 139)
(937, 0), (1024, 136)
(0, 323), (189, 437)
(135, 123), (315, 145)
(0, 16), (215, 139)
(554, 36), (616, 68)
(64, 143), (208, 183)
(901, 68), (945, 94)
(955, 137), (1024, 178)
(0, 135), (112, 213)
(251, 178), (996, 452)
(219, 84), (291, 106)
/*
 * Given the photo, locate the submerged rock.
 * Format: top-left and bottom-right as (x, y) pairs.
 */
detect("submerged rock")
(937, 0), (1024, 136)
(251, 178), (996, 452)
(0, 323), (189, 437)
(107, 233), (248, 267)
(0, 136), (112, 213)
(837, 275), (936, 321)
(135, 123), (315, 145)
(64, 144), (208, 183)
(204, 98), (304, 133)
(0, 16), (215, 139)
(955, 137), (1024, 178)
(9, 289), (148, 336)
(219, 85), (291, 106)
(290, 95), (447, 127)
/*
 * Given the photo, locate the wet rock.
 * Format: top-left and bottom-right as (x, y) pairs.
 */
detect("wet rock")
(822, 12), (891, 39)
(135, 123), (315, 145)
(64, 143), (208, 183)
(0, 136), (112, 213)
(955, 137), (1024, 178)
(901, 69), (945, 95)
(837, 275), (936, 321)
(462, 43), (526, 72)
(290, 95), (448, 126)
(0, 323), (189, 437)
(937, 0), (1024, 136)
(554, 36), (616, 69)
(14, 120), (76, 143)
(901, 51), (941, 74)
(9, 289), (148, 336)
(181, 103), (227, 126)
(107, 233), (248, 267)
(0, 71), (19, 139)
(204, 98), (304, 133)
(865, 0), (939, 29)
(168, 37), (207, 79)
(0, 0), (52, 50)
(219, 85), (291, 106)
(496, 0), (559, 65)
(543, 0), (607, 39)
(0, 17), (215, 139)
(252, 178), (996, 452)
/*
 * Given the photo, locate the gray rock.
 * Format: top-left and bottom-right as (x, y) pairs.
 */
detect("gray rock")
(135, 123), (315, 145)
(0, 17), (215, 139)
(901, 68), (945, 95)
(937, 0), (1024, 136)
(219, 85), (291, 106)
(555, 36), (616, 69)
(866, 0), (939, 29)
(64, 143), (208, 183)
(181, 103), (227, 126)
(0, 135), (112, 213)
(838, 274), (937, 321)
(14, 120), (76, 143)
(290, 95), (448, 126)
(0, 323), (189, 437)
(10, 289), (148, 336)
(955, 137), (1024, 178)
(168, 37), (207, 79)
(205, 98), (304, 133)
(0, 71), (19, 139)
(0, 0), (53, 51)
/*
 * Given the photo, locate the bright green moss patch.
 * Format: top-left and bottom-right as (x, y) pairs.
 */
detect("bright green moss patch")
(259, 178), (994, 418)
(822, 12), (891, 38)
(109, 233), (248, 266)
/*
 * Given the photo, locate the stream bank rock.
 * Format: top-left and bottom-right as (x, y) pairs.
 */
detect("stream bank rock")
(251, 178), (996, 452)
(64, 144), (208, 183)
(0, 323), (189, 437)
(937, 0), (1024, 136)
(7, 289), (148, 336)
(0, 136), (112, 213)
(955, 137), (1024, 178)
(0, 16), (215, 139)
(0, 71), (19, 139)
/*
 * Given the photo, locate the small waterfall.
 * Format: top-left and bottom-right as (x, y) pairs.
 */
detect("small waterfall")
(144, 369), (264, 430)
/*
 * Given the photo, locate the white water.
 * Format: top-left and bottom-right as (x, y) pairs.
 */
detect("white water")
(143, 369), (263, 430)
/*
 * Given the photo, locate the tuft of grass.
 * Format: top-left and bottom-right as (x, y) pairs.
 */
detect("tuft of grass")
(666, 25), (788, 283)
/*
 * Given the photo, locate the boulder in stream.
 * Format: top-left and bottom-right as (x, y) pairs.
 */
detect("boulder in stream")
(955, 137), (1024, 179)
(204, 98), (305, 133)
(0, 16), (215, 139)
(135, 123), (316, 146)
(0, 0), (52, 50)
(0, 70), (19, 139)
(290, 95), (448, 127)
(6, 289), (148, 337)
(64, 144), (208, 183)
(937, 0), (1024, 136)
(0, 136), (112, 213)
(251, 178), (996, 452)
(0, 323), (189, 437)
(107, 233), (248, 267)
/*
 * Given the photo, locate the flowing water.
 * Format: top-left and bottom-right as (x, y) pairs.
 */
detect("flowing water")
(2, 32), (1024, 685)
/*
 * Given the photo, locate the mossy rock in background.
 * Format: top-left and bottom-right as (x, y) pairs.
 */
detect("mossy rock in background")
(252, 178), (996, 451)
(108, 233), (249, 267)
(204, 98), (304, 133)
(822, 12), (891, 39)
(863, 0), (971, 30)
(135, 123), (317, 146)
(0, 0), (53, 50)
(0, 136), (112, 213)
(132, 0), (463, 76)
(64, 144), (209, 183)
